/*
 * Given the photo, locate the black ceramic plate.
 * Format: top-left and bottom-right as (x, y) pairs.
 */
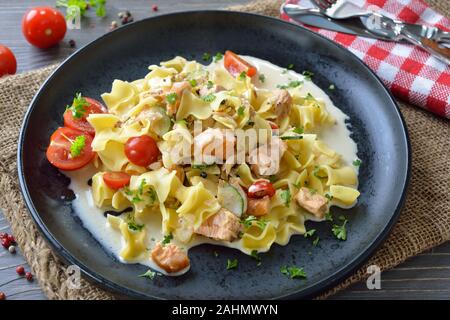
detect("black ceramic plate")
(18, 11), (410, 299)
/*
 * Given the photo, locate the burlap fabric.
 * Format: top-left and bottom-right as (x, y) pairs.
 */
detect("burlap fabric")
(0, 0), (448, 300)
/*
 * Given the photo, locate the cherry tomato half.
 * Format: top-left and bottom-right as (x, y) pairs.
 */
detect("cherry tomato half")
(64, 97), (106, 135)
(46, 127), (94, 171)
(247, 180), (276, 198)
(0, 45), (17, 77)
(224, 50), (257, 77)
(125, 135), (160, 167)
(22, 7), (67, 49)
(103, 172), (131, 190)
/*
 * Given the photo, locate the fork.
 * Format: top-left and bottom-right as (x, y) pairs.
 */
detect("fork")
(311, 0), (450, 64)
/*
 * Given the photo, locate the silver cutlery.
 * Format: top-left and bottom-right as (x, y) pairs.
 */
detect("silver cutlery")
(284, 1), (450, 64)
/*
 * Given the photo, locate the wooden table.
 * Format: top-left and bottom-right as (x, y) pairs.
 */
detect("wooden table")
(1, 0), (449, 300)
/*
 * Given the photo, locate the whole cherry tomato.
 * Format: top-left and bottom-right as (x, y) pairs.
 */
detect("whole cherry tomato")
(0, 45), (17, 76)
(125, 135), (160, 167)
(22, 7), (67, 49)
(103, 172), (131, 190)
(247, 180), (276, 198)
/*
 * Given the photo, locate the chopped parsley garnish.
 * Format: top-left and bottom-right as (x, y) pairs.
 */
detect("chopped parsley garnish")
(258, 74), (266, 83)
(313, 237), (320, 246)
(127, 214), (145, 232)
(325, 212), (333, 222)
(239, 71), (247, 81)
(138, 179), (146, 195)
(281, 265), (307, 279)
(202, 94), (216, 102)
(162, 233), (173, 245)
(69, 135), (86, 158)
(207, 80), (214, 89)
(189, 79), (198, 87)
(302, 70), (314, 80)
(332, 219), (348, 241)
(277, 80), (302, 89)
(329, 84), (335, 90)
(213, 52), (223, 62)
(338, 215), (346, 221)
(241, 216), (267, 230)
(214, 251), (219, 258)
(237, 106), (245, 116)
(251, 250), (262, 266)
(139, 269), (156, 280)
(353, 159), (362, 167)
(304, 229), (316, 238)
(202, 52), (211, 61)
(305, 92), (315, 100)
(269, 175), (277, 183)
(292, 126), (304, 134)
(226, 258), (238, 270)
(287, 63), (294, 69)
(166, 92), (178, 104)
(280, 189), (291, 208)
(66, 93), (88, 119)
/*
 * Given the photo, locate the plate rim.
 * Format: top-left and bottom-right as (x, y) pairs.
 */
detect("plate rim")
(17, 10), (411, 300)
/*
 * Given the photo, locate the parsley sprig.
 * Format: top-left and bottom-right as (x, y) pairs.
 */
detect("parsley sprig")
(139, 269), (157, 280)
(66, 93), (88, 119)
(277, 80), (302, 89)
(69, 135), (86, 158)
(56, 0), (107, 20)
(280, 189), (291, 208)
(162, 233), (173, 246)
(281, 265), (307, 279)
(226, 259), (238, 270)
(332, 219), (348, 241)
(240, 216), (267, 230)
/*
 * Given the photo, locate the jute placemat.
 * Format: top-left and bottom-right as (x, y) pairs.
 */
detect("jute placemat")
(0, 0), (449, 300)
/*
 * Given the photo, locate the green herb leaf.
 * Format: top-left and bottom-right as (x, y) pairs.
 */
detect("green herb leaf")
(292, 126), (304, 134)
(304, 229), (316, 238)
(352, 159), (361, 167)
(240, 216), (267, 230)
(69, 135), (86, 158)
(237, 106), (245, 116)
(325, 212), (333, 222)
(251, 250), (261, 266)
(258, 74), (265, 83)
(332, 220), (348, 241)
(280, 189), (291, 208)
(189, 79), (197, 87)
(127, 215), (145, 232)
(91, 0), (106, 17)
(277, 80), (303, 89)
(338, 215), (346, 221)
(213, 52), (223, 62)
(281, 265), (306, 279)
(302, 70), (314, 80)
(139, 269), (156, 280)
(162, 233), (173, 245)
(202, 52), (211, 61)
(166, 92), (177, 105)
(287, 63), (294, 69)
(214, 251), (219, 258)
(239, 72), (247, 81)
(206, 80), (214, 89)
(66, 93), (88, 119)
(226, 258), (238, 270)
(202, 94), (216, 102)
(312, 237), (320, 246)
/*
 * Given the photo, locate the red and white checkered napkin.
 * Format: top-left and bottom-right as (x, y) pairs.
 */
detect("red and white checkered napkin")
(281, 0), (450, 119)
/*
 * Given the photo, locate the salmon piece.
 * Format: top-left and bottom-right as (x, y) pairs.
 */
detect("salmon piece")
(248, 136), (287, 176)
(295, 187), (328, 219)
(247, 196), (270, 217)
(270, 89), (292, 123)
(151, 242), (190, 273)
(196, 208), (241, 242)
(166, 81), (191, 116)
(194, 128), (236, 162)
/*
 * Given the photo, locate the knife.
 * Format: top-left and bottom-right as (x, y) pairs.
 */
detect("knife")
(282, 5), (397, 41)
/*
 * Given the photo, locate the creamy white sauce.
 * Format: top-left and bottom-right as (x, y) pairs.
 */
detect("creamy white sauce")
(64, 56), (359, 274)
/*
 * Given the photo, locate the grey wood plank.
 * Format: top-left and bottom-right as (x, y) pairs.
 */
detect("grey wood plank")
(1, 0), (450, 300)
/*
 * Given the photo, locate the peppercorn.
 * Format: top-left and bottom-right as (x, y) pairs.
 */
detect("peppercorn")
(8, 245), (15, 254)
(16, 265), (25, 275)
(0, 292), (5, 300)
(69, 39), (76, 48)
(200, 171), (207, 178)
(152, 5), (158, 12)
(25, 272), (33, 282)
